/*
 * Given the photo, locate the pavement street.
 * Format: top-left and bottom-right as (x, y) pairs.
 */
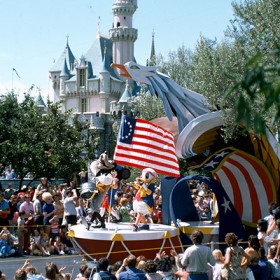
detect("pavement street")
(0, 254), (85, 279)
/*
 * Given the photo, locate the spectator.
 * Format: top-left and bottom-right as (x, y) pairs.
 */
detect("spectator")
(83, 267), (94, 279)
(33, 192), (44, 227)
(40, 234), (51, 256)
(17, 211), (27, 256)
(75, 264), (88, 279)
(45, 262), (66, 280)
(36, 178), (50, 194)
(257, 218), (268, 254)
(53, 194), (64, 226)
(17, 194), (25, 211)
(181, 230), (215, 279)
(59, 226), (73, 254)
(53, 236), (66, 255)
(26, 265), (45, 280)
(268, 245), (280, 278)
(64, 188), (78, 227)
(116, 255), (146, 280)
(30, 229), (43, 256)
(211, 249), (224, 280)
(93, 257), (117, 280)
(19, 193), (35, 253)
(200, 205), (211, 221)
(4, 183), (15, 199)
(242, 235), (261, 279)
(119, 198), (131, 223)
(222, 232), (250, 280)
(5, 169), (13, 180)
(258, 246), (274, 280)
(173, 253), (189, 280)
(111, 261), (122, 276)
(8, 194), (18, 233)
(14, 268), (27, 280)
(0, 192), (10, 230)
(42, 192), (56, 237)
(28, 186), (35, 201)
(156, 255), (176, 280)
(0, 229), (15, 257)
(49, 215), (60, 242)
(0, 270), (6, 280)
(144, 260), (162, 280)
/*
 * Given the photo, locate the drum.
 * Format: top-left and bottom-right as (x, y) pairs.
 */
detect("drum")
(80, 182), (97, 199)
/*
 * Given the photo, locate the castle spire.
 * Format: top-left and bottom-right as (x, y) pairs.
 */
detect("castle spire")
(148, 31), (156, 66)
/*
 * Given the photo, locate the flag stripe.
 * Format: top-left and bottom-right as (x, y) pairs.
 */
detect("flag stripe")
(115, 159), (179, 178)
(238, 152), (274, 203)
(114, 151), (178, 171)
(117, 141), (178, 162)
(132, 138), (176, 157)
(135, 122), (175, 143)
(114, 115), (180, 177)
(115, 145), (178, 165)
(227, 157), (261, 222)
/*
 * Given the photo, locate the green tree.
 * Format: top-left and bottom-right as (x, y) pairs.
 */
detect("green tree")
(225, 47), (280, 137)
(131, 88), (165, 121)
(222, 0), (280, 136)
(0, 91), (94, 187)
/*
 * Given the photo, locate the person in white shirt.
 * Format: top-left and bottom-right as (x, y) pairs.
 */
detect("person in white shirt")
(63, 188), (78, 227)
(181, 230), (215, 279)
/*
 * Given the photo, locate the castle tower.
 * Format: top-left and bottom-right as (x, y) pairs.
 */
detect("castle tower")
(109, 0), (138, 66)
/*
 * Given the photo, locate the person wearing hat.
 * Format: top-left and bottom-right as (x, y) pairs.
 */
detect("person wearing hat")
(0, 192), (10, 230)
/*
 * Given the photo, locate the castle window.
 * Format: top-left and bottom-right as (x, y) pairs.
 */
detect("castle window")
(79, 69), (86, 87)
(117, 22), (120, 27)
(81, 98), (87, 113)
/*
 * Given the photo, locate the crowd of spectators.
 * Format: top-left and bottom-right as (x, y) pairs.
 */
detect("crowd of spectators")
(0, 176), (163, 258)
(1, 176), (280, 279)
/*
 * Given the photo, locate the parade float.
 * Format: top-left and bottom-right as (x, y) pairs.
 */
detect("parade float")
(69, 60), (280, 262)
(69, 153), (183, 263)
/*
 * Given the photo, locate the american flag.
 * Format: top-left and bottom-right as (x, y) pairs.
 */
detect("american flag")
(194, 147), (277, 225)
(114, 115), (180, 178)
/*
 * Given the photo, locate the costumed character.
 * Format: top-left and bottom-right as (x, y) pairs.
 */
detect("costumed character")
(132, 168), (157, 231)
(85, 152), (130, 229)
(89, 173), (118, 228)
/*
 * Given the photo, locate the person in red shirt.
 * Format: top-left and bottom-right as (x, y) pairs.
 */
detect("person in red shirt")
(0, 192), (10, 230)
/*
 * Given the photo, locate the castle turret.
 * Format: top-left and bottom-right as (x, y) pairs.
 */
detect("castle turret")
(60, 58), (70, 94)
(109, 0), (138, 66)
(49, 39), (76, 103)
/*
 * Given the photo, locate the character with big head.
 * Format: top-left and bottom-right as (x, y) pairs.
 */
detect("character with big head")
(132, 168), (157, 231)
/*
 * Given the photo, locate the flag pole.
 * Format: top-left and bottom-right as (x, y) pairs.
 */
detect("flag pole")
(11, 68), (14, 92)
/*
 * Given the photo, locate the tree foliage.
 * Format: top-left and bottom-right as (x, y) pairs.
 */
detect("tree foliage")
(131, 87), (165, 121)
(0, 91), (94, 185)
(158, 0), (280, 139)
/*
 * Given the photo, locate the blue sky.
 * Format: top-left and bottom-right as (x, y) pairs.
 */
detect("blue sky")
(0, 0), (234, 100)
